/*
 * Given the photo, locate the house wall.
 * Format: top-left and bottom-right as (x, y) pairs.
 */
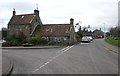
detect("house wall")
(69, 26), (77, 44)
(8, 24), (30, 37)
(30, 15), (42, 35)
(41, 18), (77, 45)
(42, 36), (69, 44)
(69, 19), (77, 45)
(8, 9), (43, 38)
(8, 15), (42, 38)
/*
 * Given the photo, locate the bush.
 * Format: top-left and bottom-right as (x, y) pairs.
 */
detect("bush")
(22, 43), (33, 47)
(48, 41), (56, 45)
(28, 35), (48, 45)
(2, 42), (10, 47)
(6, 34), (21, 46)
(6, 32), (27, 46)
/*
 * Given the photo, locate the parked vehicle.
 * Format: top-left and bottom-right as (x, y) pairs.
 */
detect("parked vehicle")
(86, 36), (93, 41)
(0, 40), (6, 44)
(97, 36), (103, 38)
(81, 36), (91, 43)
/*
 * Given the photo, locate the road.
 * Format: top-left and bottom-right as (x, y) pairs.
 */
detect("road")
(2, 39), (118, 75)
(0, 43), (2, 76)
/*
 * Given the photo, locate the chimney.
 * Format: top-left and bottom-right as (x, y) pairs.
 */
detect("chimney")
(13, 8), (16, 16)
(34, 9), (39, 16)
(70, 18), (74, 25)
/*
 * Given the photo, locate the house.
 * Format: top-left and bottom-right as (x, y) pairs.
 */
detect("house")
(93, 29), (104, 38)
(33, 18), (77, 45)
(8, 9), (77, 45)
(8, 8), (42, 38)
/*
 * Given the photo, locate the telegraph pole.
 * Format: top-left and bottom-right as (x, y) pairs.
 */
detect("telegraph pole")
(103, 23), (106, 39)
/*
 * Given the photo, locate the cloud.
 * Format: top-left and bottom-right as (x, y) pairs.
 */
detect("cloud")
(0, 0), (119, 31)
(0, 1), (35, 13)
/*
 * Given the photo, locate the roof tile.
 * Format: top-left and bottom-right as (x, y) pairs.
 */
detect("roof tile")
(8, 14), (35, 25)
(33, 24), (71, 36)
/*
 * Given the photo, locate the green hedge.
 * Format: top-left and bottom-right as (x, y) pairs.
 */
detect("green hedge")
(6, 34), (25, 46)
(28, 35), (48, 45)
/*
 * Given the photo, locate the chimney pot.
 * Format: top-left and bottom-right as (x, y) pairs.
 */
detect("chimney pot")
(34, 9), (39, 16)
(13, 8), (16, 16)
(70, 18), (74, 25)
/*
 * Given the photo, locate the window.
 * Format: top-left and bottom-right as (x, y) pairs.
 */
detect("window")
(21, 16), (24, 18)
(63, 37), (67, 41)
(46, 29), (50, 32)
(56, 37), (61, 42)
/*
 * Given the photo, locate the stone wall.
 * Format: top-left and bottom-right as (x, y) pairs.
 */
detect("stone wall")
(8, 24), (30, 37)
(69, 18), (77, 45)
(30, 16), (42, 35)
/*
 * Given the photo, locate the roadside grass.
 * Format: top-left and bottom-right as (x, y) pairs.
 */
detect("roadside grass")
(105, 37), (120, 47)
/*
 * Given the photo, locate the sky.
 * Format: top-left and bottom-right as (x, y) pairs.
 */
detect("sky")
(0, 0), (119, 32)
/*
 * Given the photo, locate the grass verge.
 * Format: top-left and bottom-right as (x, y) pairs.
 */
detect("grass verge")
(105, 37), (120, 47)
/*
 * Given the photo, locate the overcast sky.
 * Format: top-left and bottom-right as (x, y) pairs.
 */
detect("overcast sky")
(0, 0), (119, 32)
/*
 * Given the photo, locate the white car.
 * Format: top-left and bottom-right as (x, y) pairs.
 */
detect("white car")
(81, 36), (91, 43)
(86, 36), (93, 41)
(0, 40), (6, 44)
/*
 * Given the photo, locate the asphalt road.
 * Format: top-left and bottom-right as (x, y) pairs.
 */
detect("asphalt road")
(0, 44), (2, 76)
(2, 39), (118, 75)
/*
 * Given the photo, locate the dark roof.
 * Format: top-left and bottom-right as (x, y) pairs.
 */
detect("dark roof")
(8, 14), (35, 25)
(33, 24), (71, 37)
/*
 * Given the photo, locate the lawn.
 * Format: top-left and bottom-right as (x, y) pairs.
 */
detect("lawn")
(105, 37), (120, 47)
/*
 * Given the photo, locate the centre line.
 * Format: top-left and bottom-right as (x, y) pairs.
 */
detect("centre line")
(27, 45), (74, 75)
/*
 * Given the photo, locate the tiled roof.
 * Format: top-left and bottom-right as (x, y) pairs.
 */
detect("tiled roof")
(33, 24), (71, 37)
(8, 14), (35, 25)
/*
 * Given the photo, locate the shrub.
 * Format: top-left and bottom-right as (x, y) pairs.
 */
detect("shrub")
(6, 34), (21, 46)
(28, 35), (48, 45)
(6, 32), (27, 46)
(2, 42), (10, 47)
(48, 41), (56, 45)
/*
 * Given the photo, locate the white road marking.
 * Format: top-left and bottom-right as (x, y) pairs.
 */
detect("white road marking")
(57, 46), (70, 53)
(28, 45), (74, 75)
(61, 46), (70, 51)
(61, 46), (73, 53)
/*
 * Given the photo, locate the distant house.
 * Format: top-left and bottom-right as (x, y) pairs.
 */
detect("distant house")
(93, 29), (104, 38)
(8, 9), (77, 45)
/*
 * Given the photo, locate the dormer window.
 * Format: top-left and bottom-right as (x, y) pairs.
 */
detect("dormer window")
(21, 16), (24, 18)
(46, 29), (49, 32)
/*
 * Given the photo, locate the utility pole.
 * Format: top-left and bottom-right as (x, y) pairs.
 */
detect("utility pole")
(103, 23), (106, 39)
